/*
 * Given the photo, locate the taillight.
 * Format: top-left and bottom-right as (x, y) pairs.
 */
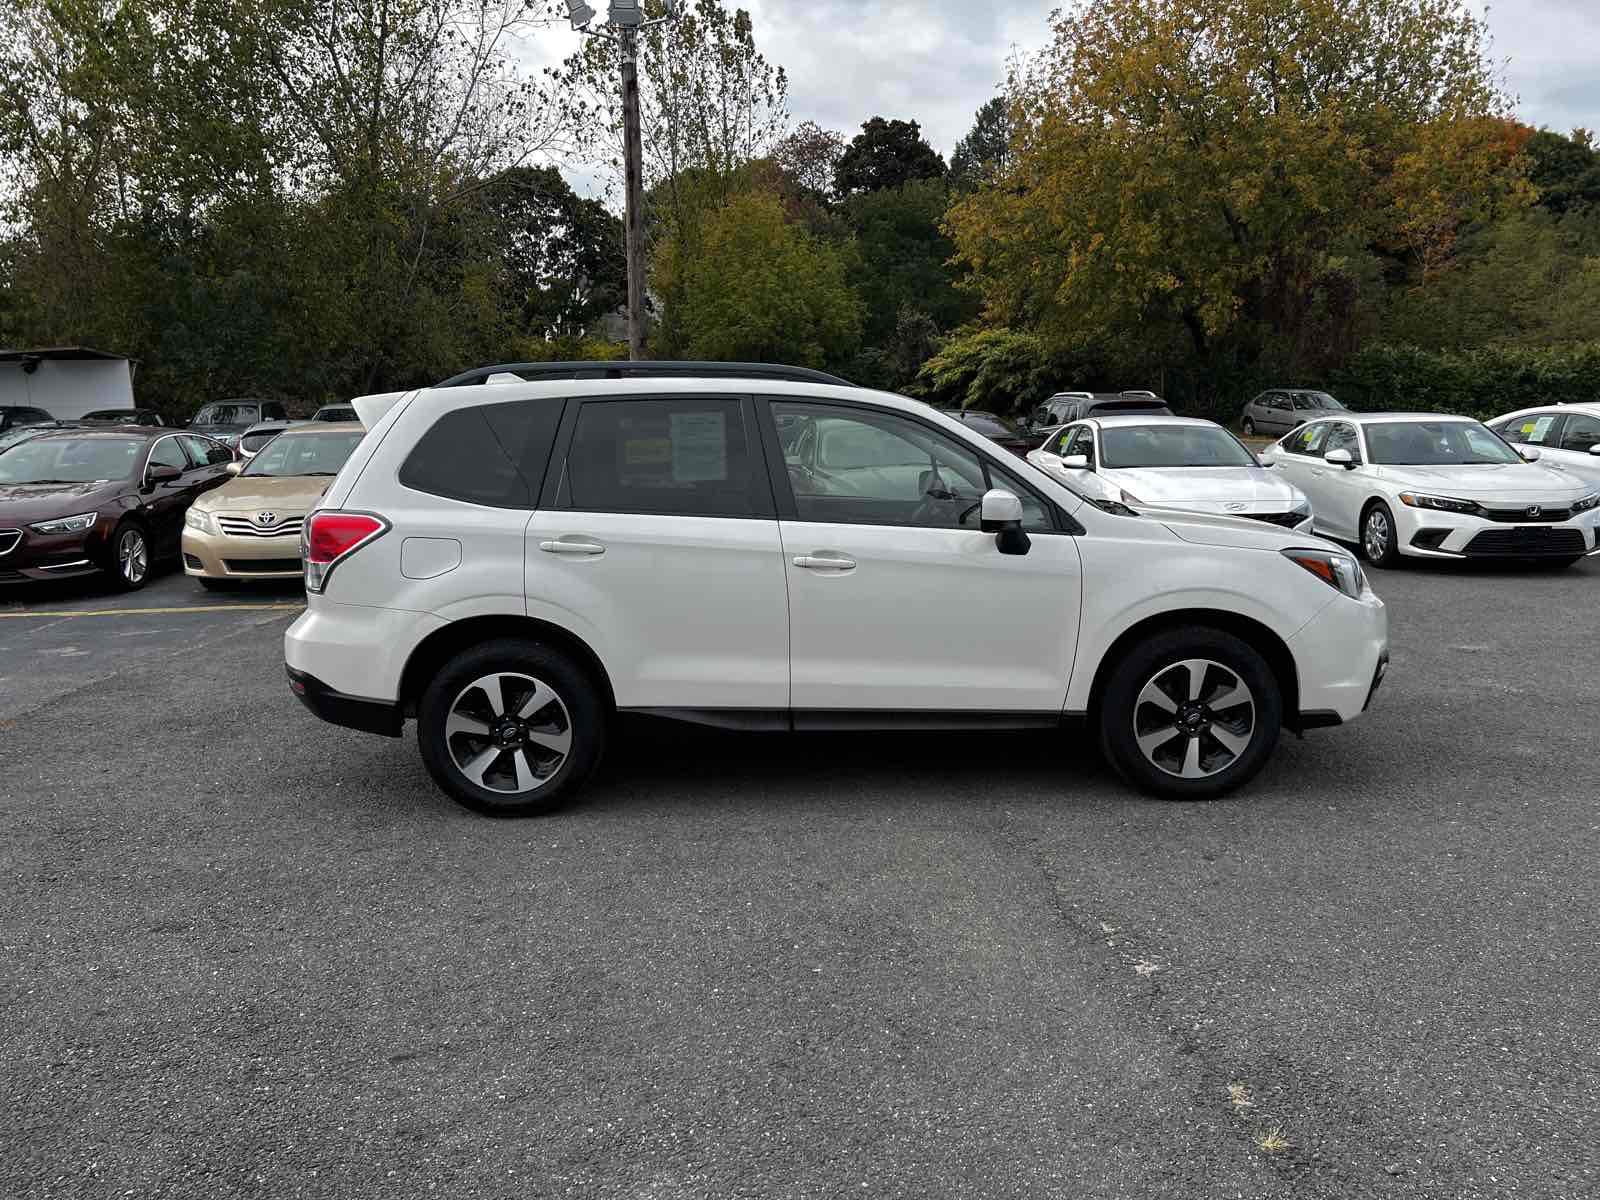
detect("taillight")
(302, 510), (389, 593)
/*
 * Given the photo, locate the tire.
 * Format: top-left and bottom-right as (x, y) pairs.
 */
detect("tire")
(106, 521), (152, 591)
(1098, 626), (1283, 800)
(1360, 501), (1402, 569)
(417, 639), (606, 817)
(1242, 417), (1256, 437)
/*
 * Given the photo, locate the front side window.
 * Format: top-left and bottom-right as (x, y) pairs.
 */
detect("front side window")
(1099, 425), (1256, 469)
(1269, 393), (1292, 411)
(774, 401), (1050, 531)
(1365, 421), (1522, 466)
(1063, 426), (1096, 463)
(0, 436), (144, 483)
(1496, 413), (1562, 446)
(148, 437), (188, 472)
(243, 431), (364, 477)
(1559, 414), (1600, 452)
(564, 398), (755, 517)
(1283, 423), (1330, 456)
(180, 435), (231, 467)
(1323, 423), (1362, 461)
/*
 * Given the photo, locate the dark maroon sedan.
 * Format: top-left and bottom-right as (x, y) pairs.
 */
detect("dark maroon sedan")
(0, 427), (235, 589)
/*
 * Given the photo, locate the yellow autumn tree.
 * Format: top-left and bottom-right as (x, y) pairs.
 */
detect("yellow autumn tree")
(946, 0), (1531, 369)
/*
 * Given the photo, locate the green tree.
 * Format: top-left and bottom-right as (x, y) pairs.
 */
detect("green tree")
(833, 117), (945, 198)
(946, 0), (1528, 381)
(652, 189), (860, 367)
(1525, 128), (1600, 212)
(949, 97), (1014, 189)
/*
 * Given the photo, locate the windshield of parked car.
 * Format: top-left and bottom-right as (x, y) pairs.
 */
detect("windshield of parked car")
(239, 428), (284, 454)
(961, 413), (1021, 438)
(1099, 425), (1258, 469)
(1293, 392), (1345, 411)
(242, 430), (363, 477)
(192, 403), (260, 426)
(0, 436), (143, 483)
(1364, 421), (1522, 466)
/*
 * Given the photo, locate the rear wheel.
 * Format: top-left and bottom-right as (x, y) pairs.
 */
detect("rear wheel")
(417, 639), (606, 817)
(1360, 501), (1402, 569)
(1098, 627), (1283, 800)
(1241, 417), (1256, 437)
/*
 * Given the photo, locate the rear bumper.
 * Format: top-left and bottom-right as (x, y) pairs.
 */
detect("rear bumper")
(287, 667), (404, 738)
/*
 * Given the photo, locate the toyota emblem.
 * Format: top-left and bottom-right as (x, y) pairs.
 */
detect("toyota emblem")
(1526, 505), (1542, 518)
(254, 511), (278, 527)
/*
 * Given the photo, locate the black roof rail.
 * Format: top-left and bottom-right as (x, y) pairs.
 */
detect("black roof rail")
(434, 360), (854, 388)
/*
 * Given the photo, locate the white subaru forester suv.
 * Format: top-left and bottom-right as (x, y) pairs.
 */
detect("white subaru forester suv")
(285, 364), (1389, 816)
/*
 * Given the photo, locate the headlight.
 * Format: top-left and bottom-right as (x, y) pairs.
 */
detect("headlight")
(185, 507), (217, 534)
(1282, 547), (1366, 599)
(1572, 492), (1599, 514)
(29, 511), (97, 535)
(1398, 492), (1478, 514)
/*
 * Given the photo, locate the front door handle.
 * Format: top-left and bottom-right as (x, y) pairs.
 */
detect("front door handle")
(539, 539), (605, 557)
(1310, 469), (1326, 478)
(793, 554), (856, 572)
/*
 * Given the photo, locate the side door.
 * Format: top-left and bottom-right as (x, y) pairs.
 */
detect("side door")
(1551, 412), (1600, 487)
(1308, 421), (1367, 540)
(1269, 421), (1333, 525)
(141, 435), (194, 554)
(763, 398), (1083, 717)
(526, 394), (790, 711)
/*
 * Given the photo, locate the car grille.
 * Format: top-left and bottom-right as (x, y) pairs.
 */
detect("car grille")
(1242, 510), (1308, 529)
(1475, 504), (1572, 523)
(216, 515), (304, 539)
(223, 558), (303, 574)
(0, 529), (21, 556)
(1463, 527), (1586, 557)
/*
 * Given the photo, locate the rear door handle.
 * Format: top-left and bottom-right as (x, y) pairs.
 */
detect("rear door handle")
(539, 539), (605, 557)
(793, 554), (856, 572)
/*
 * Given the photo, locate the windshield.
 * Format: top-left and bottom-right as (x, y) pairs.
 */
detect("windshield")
(193, 403), (260, 426)
(1294, 392), (1345, 411)
(242, 430), (364, 477)
(240, 429), (283, 454)
(0, 436), (143, 483)
(1364, 421), (1522, 466)
(1100, 425), (1258, 469)
(963, 413), (1020, 438)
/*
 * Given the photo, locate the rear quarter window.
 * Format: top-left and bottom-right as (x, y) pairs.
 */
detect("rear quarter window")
(398, 399), (565, 508)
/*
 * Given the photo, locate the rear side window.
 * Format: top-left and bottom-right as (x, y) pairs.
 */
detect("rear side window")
(562, 398), (756, 517)
(399, 399), (564, 508)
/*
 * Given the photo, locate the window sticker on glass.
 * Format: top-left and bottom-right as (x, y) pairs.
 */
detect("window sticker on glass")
(624, 437), (671, 466)
(1524, 416), (1557, 444)
(670, 410), (728, 482)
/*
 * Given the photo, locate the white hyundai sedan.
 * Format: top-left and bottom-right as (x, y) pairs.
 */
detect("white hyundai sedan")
(1028, 415), (1314, 531)
(1260, 412), (1600, 567)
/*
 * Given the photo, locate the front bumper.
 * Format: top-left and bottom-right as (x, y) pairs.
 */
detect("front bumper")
(1394, 505), (1599, 558)
(287, 667), (404, 737)
(183, 525), (304, 580)
(1287, 586), (1389, 726)
(0, 524), (110, 582)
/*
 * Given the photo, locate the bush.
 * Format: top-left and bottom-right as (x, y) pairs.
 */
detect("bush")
(1331, 342), (1600, 418)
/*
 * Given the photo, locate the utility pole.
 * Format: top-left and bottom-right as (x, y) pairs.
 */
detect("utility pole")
(620, 26), (646, 360)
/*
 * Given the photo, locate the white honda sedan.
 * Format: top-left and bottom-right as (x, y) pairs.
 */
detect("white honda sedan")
(1260, 412), (1600, 567)
(1028, 415), (1314, 531)
(1485, 402), (1600, 489)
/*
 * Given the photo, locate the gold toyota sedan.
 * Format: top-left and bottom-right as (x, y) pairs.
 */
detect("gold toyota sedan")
(182, 422), (365, 588)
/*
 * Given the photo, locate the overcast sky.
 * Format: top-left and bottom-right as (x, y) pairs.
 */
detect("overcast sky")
(530, 1), (1600, 194)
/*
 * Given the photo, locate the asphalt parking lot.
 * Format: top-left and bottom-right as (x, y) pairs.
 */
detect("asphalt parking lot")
(3, 559), (1597, 1199)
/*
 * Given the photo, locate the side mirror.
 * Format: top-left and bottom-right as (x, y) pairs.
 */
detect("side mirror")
(144, 463), (182, 489)
(980, 488), (1031, 556)
(1588, 444), (1600, 457)
(1060, 454), (1091, 469)
(225, 461), (242, 475)
(1324, 448), (1356, 469)
(1517, 445), (1541, 462)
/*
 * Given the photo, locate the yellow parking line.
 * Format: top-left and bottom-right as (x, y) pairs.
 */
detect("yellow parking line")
(0, 603), (303, 620)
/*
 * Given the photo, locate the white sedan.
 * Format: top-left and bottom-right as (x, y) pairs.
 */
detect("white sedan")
(1028, 415), (1314, 530)
(1485, 402), (1600, 488)
(1259, 412), (1600, 567)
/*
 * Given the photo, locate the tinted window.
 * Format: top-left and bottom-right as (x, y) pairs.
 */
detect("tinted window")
(180, 435), (232, 467)
(1284, 423), (1330, 455)
(1268, 393), (1292, 411)
(399, 399), (564, 508)
(1559, 414), (1600, 452)
(240, 429), (282, 454)
(14, 408), (52, 425)
(262, 402), (288, 420)
(1099, 425), (1255, 468)
(774, 402), (1050, 531)
(962, 413), (1020, 438)
(1496, 413), (1562, 446)
(564, 399), (754, 517)
(148, 437), (188, 471)
(1365, 421), (1521, 466)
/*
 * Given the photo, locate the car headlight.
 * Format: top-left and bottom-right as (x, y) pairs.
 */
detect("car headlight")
(1398, 492), (1478, 514)
(29, 511), (97, 535)
(1572, 492), (1600, 514)
(1282, 548), (1366, 599)
(185, 507), (217, 534)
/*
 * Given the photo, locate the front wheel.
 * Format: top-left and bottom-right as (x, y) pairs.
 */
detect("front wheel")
(1360, 502), (1402, 568)
(1098, 627), (1283, 800)
(108, 522), (151, 591)
(417, 639), (606, 817)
